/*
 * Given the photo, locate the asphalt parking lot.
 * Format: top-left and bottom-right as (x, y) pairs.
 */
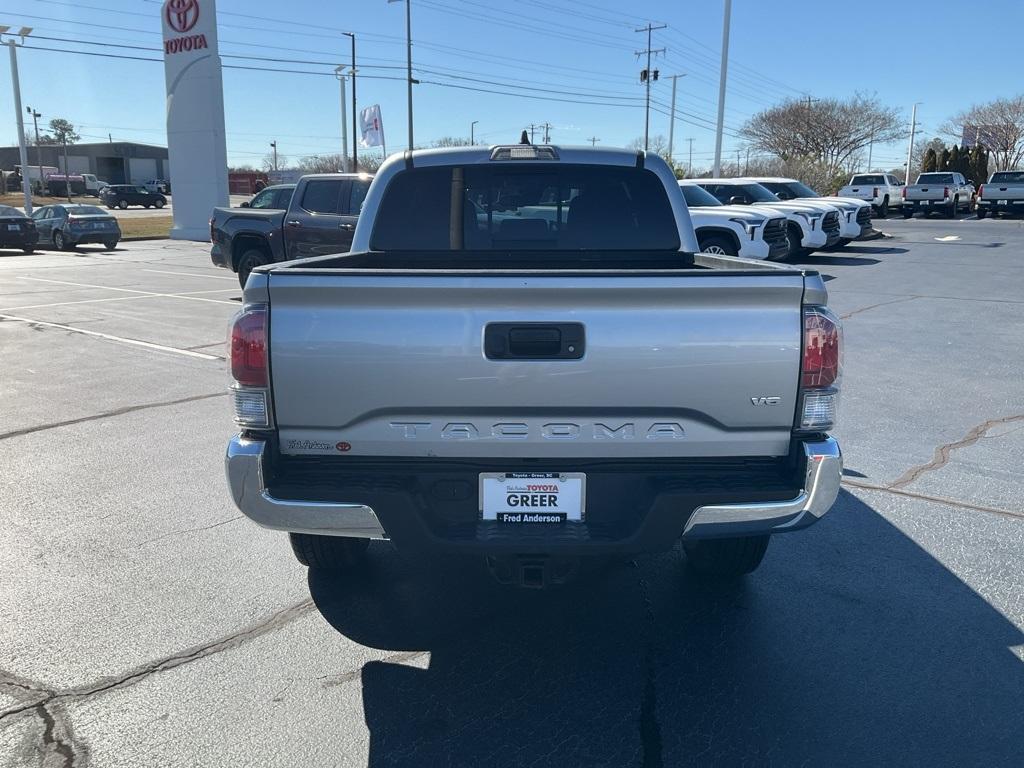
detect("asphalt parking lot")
(1, 216), (1023, 767)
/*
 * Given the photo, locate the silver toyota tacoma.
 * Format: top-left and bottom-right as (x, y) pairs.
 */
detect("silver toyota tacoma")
(224, 145), (843, 586)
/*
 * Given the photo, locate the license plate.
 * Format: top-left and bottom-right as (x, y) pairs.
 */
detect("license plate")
(998, 199), (1008, 205)
(6, 224), (19, 231)
(93, 223), (105, 229)
(921, 201), (930, 205)
(480, 472), (586, 523)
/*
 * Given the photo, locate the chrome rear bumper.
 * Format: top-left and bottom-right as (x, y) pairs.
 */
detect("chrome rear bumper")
(681, 438), (842, 539)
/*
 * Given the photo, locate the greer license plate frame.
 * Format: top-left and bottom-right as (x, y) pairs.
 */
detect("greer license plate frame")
(479, 472), (586, 523)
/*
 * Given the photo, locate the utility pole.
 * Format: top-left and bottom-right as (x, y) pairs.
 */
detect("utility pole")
(27, 106), (42, 196)
(712, 0), (731, 177)
(803, 95), (819, 150)
(270, 141), (278, 172)
(541, 122), (552, 143)
(335, 66), (349, 172)
(745, 146), (750, 175)
(666, 73), (685, 162)
(61, 135), (71, 202)
(588, 136), (600, 147)
(470, 120), (478, 145)
(866, 130), (874, 172)
(343, 32), (357, 172)
(905, 102), (920, 184)
(735, 147), (741, 174)
(4, 31), (33, 214)
(526, 123), (538, 143)
(388, 0), (414, 151)
(635, 22), (666, 151)
(687, 138), (694, 177)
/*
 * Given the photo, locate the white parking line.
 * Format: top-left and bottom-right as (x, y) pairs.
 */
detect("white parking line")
(15, 276), (238, 306)
(0, 314), (220, 360)
(143, 269), (237, 281)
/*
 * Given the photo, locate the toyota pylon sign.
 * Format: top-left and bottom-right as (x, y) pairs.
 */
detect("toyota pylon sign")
(161, 0), (229, 240)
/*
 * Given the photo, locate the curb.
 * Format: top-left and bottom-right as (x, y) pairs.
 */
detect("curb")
(121, 236), (171, 242)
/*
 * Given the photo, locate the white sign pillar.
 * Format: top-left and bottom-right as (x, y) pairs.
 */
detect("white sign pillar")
(161, 0), (229, 240)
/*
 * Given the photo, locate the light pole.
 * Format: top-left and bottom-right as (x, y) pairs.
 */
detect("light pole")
(2, 26), (34, 214)
(343, 32), (357, 171)
(687, 138), (694, 177)
(470, 120), (478, 145)
(388, 0), (414, 151)
(712, 0), (731, 177)
(27, 106), (42, 196)
(334, 66), (349, 172)
(905, 102), (921, 184)
(270, 141), (278, 172)
(666, 73), (686, 164)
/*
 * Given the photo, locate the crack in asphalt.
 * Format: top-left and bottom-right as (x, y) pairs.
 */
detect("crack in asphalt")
(0, 599), (316, 725)
(888, 413), (1024, 489)
(0, 392), (228, 441)
(631, 560), (663, 768)
(840, 295), (920, 319)
(38, 703), (79, 768)
(136, 515), (244, 547)
(842, 479), (1024, 521)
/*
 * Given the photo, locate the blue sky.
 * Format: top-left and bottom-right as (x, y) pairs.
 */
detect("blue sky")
(3, 0), (1024, 170)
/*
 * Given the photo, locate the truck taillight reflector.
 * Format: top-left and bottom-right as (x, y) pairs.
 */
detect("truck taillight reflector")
(802, 307), (841, 388)
(978, 184), (985, 198)
(944, 186), (950, 198)
(230, 307), (268, 387)
(901, 187), (907, 199)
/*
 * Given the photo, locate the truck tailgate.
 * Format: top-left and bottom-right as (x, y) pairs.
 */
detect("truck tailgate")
(266, 271), (805, 459)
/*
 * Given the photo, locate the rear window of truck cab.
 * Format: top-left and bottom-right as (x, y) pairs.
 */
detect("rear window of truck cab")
(370, 164), (680, 252)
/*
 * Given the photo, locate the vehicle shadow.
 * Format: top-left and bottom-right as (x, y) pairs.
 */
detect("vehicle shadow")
(783, 255), (882, 266)
(308, 491), (1024, 767)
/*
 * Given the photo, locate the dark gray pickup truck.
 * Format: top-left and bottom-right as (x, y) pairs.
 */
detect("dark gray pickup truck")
(211, 173), (372, 286)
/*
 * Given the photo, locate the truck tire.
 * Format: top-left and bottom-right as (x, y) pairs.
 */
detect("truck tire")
(976, 207), (987, 219)
(683, 535), (770, 578)
(289, 533), (369, 570)
(236, 248), (269, 288)
(946, 197), (957, 218)
(902, 207), (914, 219)
(697, 234), (737, 257)
(878, 197), (888, 218)
(786, 223), (806, 258)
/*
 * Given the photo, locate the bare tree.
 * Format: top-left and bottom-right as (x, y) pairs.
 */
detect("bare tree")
(261, 152), (288, 172)
(297, 154), (348, 173)
(431, 136), (473, 148)
(740, 94), (904, 178)
(943, 96), (1024, 171)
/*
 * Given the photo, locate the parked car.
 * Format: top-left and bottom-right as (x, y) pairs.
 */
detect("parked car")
(144, 179), (171, 194)
(696, 179), (843, 256)
(81, 174), (109, 196)
(240, 184), (296, 210)
(223, 145), (843, 584)
(211, 173), (373, 287)
(751, 177), (873, 243)
(976, 170), (1024, 219)
(0, 204), (38, 253)
(678, 181), (789, 259)
(31, 204), (121, 250)
(837, 174), (904, 217)
(100, 184), (167, 210)
(901, 172), (975, 218)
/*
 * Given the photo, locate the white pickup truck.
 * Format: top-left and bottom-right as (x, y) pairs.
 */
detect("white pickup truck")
(977, 170), (1024, 219)
(223, 144), (843, 586)
(837, 174), (904, 218)
(678, 181), (790, 260)
(902, 172), (976, 218)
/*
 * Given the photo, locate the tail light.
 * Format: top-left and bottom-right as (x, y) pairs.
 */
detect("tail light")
(798, 306), (842, 432)
(872, 187), (879, 197)
(901, 187), (907, 199)
(943, 186), (950, 198)
(978, 184), (985, 199)
(229, 305), (271, 427)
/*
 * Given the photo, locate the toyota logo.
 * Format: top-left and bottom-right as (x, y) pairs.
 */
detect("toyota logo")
(165, 0), (200, 34)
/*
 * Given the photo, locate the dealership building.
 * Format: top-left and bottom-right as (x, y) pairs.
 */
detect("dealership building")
(0, 141), (170, 185)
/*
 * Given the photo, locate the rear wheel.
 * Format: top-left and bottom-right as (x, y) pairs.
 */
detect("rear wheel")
(683, 535), (770, 578)
(103, 239), (119, 250)
(117, 199), (128, 210)
(878, 197), (889, 218)
(697, 234), (738, 257)
(289, 533), (369, 570)
(946, 197), (958, 218)
(154, 198), (165, 209)
(902, 207), (914, 219)
(977, 208), (987, 219)
(236, 248), (270, 288)
(53, 230), (71, 251)
(22, 246), (34, 254)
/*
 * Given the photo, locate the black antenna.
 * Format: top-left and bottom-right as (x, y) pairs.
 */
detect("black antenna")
(520, 130), (530, 145)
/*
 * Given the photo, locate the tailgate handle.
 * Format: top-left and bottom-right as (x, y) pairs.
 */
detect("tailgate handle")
(485, 323), (584, 360)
